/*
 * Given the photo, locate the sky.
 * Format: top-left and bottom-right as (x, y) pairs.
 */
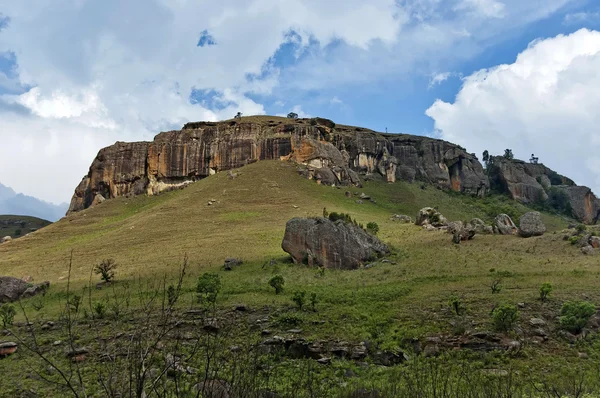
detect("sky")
(1, 0), (599, 205)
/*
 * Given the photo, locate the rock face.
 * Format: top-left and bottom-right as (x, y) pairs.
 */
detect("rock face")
(415, 208), (448, 227)
(495, 214), (517, 235)
(68, 116), (488, 213)
(562, 186), (600, 225)
(0, 276), (50, 303)
(469, 218), (494, 235)
(518, 212), (546, 237)
(281, 217), (389, 270)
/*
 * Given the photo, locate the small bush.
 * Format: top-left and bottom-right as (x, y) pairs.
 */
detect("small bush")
(322, 207), (329, 218)
(31, 297), (45, 311)
(94, 259), (117, 283)
(448, 295), (464, 316)
(492, 304), (518, 331)
(314, 267), (325, 278)
(196, 273), (222, 306)
(568, 235), (581, 245)
(68, 294), (82, 313)
(93, 301), (106, 319)
(167, 284), (178, 307)
(366, 222), (380, 235)
(559, 301), (596, 334)
(292, 291), (306, 310)
(539, 282), (553, 302)
(275, 313), (303, 327)
(310, 293), (318, 312)
(269, 275), (285, 294)
(0, 304), (16, 327)
(575, 224), (587, 234)
(490, 279), (503, 294)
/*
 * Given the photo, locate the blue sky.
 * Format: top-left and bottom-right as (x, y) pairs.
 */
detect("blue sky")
(1, 0), (600, 204)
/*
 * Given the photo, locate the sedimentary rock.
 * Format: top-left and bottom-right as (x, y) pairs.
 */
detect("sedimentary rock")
(416, 207), (448, 227)
(562, 186), (600, 225)
(452, 223), (476, 244)
(390, 214), (412, 223)
(495, 214), (517, 235)
(68, 117), (489, 213)
(0, 276), (50, 303)
(0, 236), (11, 244)
(469, 218), (494, 234)
(518, 212), (546, 238)
(281, 217), (389, 270)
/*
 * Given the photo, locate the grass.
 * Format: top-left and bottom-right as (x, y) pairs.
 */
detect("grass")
(0, 215), (51, 239)
(1, 159), (599, 396)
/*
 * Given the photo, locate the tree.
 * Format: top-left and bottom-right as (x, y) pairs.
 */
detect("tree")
(503, 149), (514, 160)
(529, 154), (539, 164)
(234, 112), (242, 119)
(287, 112), (298, 119)
(196, 273), (221, 306)
(482, 150), (489, 163)
(269, 275), (285, 294)
(94, 259), (117, 283)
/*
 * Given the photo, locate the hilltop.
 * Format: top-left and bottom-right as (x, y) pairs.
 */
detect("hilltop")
(0, 215), (51, 240)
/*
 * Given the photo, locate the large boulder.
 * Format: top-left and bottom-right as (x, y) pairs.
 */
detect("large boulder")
(452, 223), (476, 244)
(518, 212), (546, 238)
(281, 218), (389, 270)
(416, 207), (448, 227)
(494, 214), (517, 235)
(0, 236), (11, 244)
(0, 277), (50, 303)
(390, 214), (412, 223)
(469, 218), (494, 235)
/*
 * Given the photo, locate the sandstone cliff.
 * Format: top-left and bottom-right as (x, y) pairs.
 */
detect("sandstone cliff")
(68, 116), (489, 213)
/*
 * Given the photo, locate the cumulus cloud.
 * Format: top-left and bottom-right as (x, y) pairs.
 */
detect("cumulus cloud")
(426, 28), (600, 194)
(428, 72), (454, 89)
(0, 0), (573, 205)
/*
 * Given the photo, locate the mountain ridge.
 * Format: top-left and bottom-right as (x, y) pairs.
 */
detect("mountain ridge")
(0, 182), (68, 222)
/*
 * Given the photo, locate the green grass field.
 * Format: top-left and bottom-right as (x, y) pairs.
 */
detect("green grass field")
(1, 160), (600, 397)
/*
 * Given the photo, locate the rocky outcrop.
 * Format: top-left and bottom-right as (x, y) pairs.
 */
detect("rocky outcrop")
(68, 116), (489, 213)
(0, 276), (50, 303)
(518, 212), (546, 238)
(492, 157), (598, 224)
(469, 218), (494, 235)
(281, 217), (389, 270)
(0, 236), (11, 244)
(495, 214), (517, 235)
(415, 207), (448, 227)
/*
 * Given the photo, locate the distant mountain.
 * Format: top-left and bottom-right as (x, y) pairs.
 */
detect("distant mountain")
(0, 183), (68, 222)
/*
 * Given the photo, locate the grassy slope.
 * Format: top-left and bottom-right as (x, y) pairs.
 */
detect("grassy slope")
(0, 215), (51, 239)
(2, 160), (600, 395)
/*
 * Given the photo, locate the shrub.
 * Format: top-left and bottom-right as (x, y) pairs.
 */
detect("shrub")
(568, 235), (581, 245)
(196, 273), (221, 306)
(68, 294), (82, 313)
(310, 293), (318, 312)
(448, 295), (463, 316)
(167, 284), (178, 307)
(492, 304), (518, 331)
(576, 224), (587, 234)
(292, 291), (306, 310)
(366, 222), (380, 235)
(539, 282), (553, 302)
(322, 207), (329, 218)
(93, 301), (106, 319)
(269, 275), (285, 295)
(94, 259), (117, 283)
(0, 304), (16, 327)
(490, 279), (503, 294)
(559, 301), (596, 334)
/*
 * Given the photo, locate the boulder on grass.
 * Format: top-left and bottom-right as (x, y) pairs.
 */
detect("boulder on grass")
(0, 277), (50, 303)
(518, 212), (546, 238)
(494, 214), (517, 235)
(282, 217), (389, 270)
(416, 207), (448, 227)
(469, 218), (494, 234)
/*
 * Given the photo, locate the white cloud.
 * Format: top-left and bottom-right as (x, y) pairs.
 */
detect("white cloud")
(276, 105), (311, 118)
(0, 0), (574, 204)
(428, 72), (453, 88)
(426, 28), (600, 195)
(330, 96), (344, 105)
(563, 11), (600, 25)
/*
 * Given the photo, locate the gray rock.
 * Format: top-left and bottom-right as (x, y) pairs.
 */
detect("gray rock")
(415, 207), (448, 227)
(518, 212), (546, 237)
(223, 258), (242, 271)
(590, 236), (600, 249)
(470, 218), (494, 234)
(0, 276), (29, 303)
(495, 214), (517, 235)
(390, 214), (412, 223)
(0, 236), (11, 244)
(581, 245), (597, 255)
(0, 341), (17, 357)
(452, 224), (476, 244)
(281, 217), (389, 270)
(529, 318), (546, 327)
(21, 281), (50, 299)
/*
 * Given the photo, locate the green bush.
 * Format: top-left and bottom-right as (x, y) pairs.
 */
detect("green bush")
(309, 293), (318, 312)
(0, 304), (16, 327)
(448, 295), (463, 316)
(366, 222), (380, 235)
(167, 284), (178, 307)
(269, 275), (285, 295)
(292, 291), (306, 310)
(93, 301), (106, 319)
(196, 273), (221, 305)
(94, 258), (117, 283)
(568, 235), (582, 245)
(490, 279), (503, 294)
(68, 294), (82, 313)
(559, 301), (596, 334)
(492, 304), (518, 331)
(576, 224), (587, 234)
(539, 282), (553, 302)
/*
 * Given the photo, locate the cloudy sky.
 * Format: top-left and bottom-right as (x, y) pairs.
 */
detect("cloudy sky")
(1, 0), (599, 205)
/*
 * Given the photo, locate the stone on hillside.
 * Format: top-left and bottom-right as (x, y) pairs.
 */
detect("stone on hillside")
(529, 318), (546, 327)
(590, 236), (600, 249)
(452, 224), (476, 244)
(470, 218), (494, 234)
(0, 236), (11, 244)
(91, 193), (106, 206)
(446, 221), (464, 235)
(415, 207), (447, 227)
(281, 217), (389, 270)
(518, 212), (546, 238)
(582, 245), (597, 256)
(390, 214), (412, 223)
(223, 258), (243, 271)
(0, 277), (50, 303)
(0, 342), (17, 357)
(494, 214), (517, 235)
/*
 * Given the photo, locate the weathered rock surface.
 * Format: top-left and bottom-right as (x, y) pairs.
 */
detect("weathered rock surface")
(452, 223), (476, 244)
(562, 186), (600, 225)
(281, 217), (389, 270)
(68, 117), (489, 213)
(469, 218), (494, 235)
(0, 276), (50, 303)
(390, 214), (412, 223)
(495, 214), (517, 235)
(518, 212), (546, 238)
(0, 236), (11, 244)
(416, 207), (448, 227)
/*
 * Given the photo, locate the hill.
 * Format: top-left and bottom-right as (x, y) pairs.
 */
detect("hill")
(0, 182), (68, 222)
(0, 215), (51, 239)
(1, 160), (600, 396)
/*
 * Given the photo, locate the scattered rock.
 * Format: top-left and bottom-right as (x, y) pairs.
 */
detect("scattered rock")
(359, 193), (371, 200)
(495, 214), (517, 235)
(415, 207), (447, 227)
(529, 318), (546, 327)
(423, 344), (440, 357)
(223, 258), (243, 271)
(518, 212), (546, 237)
(0, 342), (17, 357)
(21, 281), (50, 299)
(0, 236), (11, 244)
(0, 277), (50, 303)
(355, 200), (364, 205)
(590, 236), (600, 249)
(581, 245), (597, 255)
(234, 304), (248, 312)
(452, 223), (476, 244)
(469, 218), (494, 234)
(281, 217), (389, 270)
(345, 191), (352, 198)
(390, 214), (412, 223)
(317, 357), (331, 365)
(195, 379), (232, 398)
(66, 348), (89, 362)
